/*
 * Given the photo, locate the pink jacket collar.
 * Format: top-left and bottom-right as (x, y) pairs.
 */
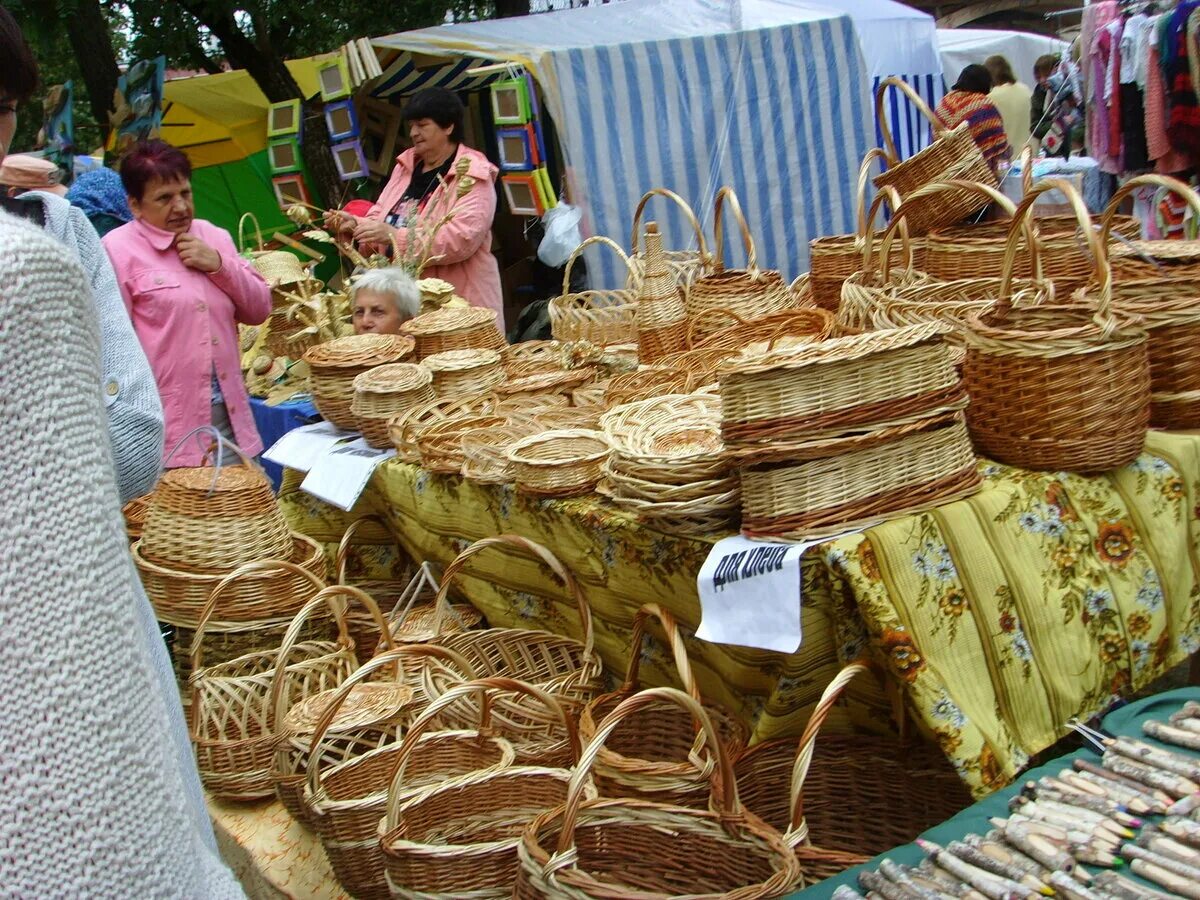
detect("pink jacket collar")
(392, 143), (497, 184)
(132, 218), (181, 252)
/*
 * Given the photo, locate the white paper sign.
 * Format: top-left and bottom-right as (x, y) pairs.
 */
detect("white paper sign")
(300, 438), (395, 511)
(695, 534), (810, 653)
(263, 421), (354, 473)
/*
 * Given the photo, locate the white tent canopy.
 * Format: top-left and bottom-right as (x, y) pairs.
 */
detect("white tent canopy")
(370, 0), (884, 284)
(937, 28), (1070, 92)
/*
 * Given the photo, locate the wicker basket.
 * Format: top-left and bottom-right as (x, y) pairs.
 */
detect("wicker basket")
(654, 345), (740, 380)
(603, 366), (696, 407)
(532, 405), (605, 431)
(122, 492), (152, 542)
(734, 662), (973, 882)
(351, 363), (435, 450)
(626, 188), (710, 292)
(689, 307), (835, 354)
(423, 348), (505, 398)
(501, 340), (566, 378)
(740, 414), (981, 540)
(550, 236), (639, 346)
(402, 305), (506, 361)
(306, 334), (415, 430)
(963, 179), (1151, 472)
(632, 223), (690, 362)
(189, 565), (342, 802)
(1102, 175), (1200, 431)
(418, 413), (510, 474)
(265, 304), (321, 359)
(515, 687), (803, 899)
(462, 424), (539, 483)
(871, 77), (998, 235)
(380, 677), (585, 899)
(507, 429), (611, 497)
(133, 534), (328, 625)
(579, 604), (748, 807)
(494, 368), (595, 402)
(686, 188), (793, 342)
(388, 394), (500, 462)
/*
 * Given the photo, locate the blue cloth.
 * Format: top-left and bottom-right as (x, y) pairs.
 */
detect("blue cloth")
(249, 396), (319, 489)
(789, 686), (1200, 898)
(66, 168), (132, 224)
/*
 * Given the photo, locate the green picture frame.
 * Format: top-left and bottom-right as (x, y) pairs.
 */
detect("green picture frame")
(267, 99), (302, 138)
(490, 77), (531, 125)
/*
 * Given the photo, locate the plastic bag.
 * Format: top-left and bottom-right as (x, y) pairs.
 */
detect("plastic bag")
(537, 202), (583, 268)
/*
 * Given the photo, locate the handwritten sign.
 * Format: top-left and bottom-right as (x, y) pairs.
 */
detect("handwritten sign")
(262, 421), (354, 473)
(695, 534), (807, 653)
(300, 437), (395, 511)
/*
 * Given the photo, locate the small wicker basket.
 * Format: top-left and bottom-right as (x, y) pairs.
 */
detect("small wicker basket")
(507, 429), (611, 497)
(402, 305), (506, 360)
(305, 334), (415, 430)
(549, 236), (639, 345)
(351, 363), (435, 449)
(423, 347), (505, 398)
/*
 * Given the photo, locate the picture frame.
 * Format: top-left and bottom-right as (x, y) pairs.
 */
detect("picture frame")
(490, 77), (531, 125)
(316, 56), (352, 101)
(496, 125), (538, 172)
(357, 97), (403, 177)
(272, 173), (312, 211)
(268, 137), (302, 174)
(331, 139), (369, 181)
(501, 173), (544, 217)
(324, 99), (360, 142)
(267, 99), (302, 138)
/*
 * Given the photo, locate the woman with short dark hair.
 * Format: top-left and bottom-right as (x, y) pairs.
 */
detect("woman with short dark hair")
(104, 139), (272, 467)
(329, 86), (504, 329)
(934, 64), (1012, 173)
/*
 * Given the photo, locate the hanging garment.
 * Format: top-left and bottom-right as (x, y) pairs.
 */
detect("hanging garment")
(1120, 83), (1150, 171)
(1167, 3), (1200, 153)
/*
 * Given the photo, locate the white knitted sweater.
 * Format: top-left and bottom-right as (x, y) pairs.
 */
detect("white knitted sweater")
(0, 212), (243, 897)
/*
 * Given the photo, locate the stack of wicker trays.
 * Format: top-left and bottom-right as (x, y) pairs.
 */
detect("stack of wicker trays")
(597, 393), (738, 536)
(351, 363), (435, 449)
(305, 334), (414, 430)
(402, 305), (506, 360)
(718, 322), (980, 540)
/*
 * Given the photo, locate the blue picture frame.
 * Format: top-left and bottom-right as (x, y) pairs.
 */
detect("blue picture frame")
(324, 99), (360, 142)
(331, 139), (369, 181)
(496, 125), (536, 172)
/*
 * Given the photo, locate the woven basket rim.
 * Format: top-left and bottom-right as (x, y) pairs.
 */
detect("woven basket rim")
(303, 333), (413, 368)
(423, 348), (502, 372)
(507, 429), (610, 466)
(402, 305), (496, 336)
(494, 369), (593, 396)
(719, 321), (948, 377)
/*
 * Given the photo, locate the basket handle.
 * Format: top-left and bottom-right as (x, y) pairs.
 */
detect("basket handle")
(238, 211), (264, 254)
(855, 148), (891, 238)
(629, 188), (710, 263)
(712, 186), (758, 275)
(998, 178), (1107, 319)
(875, 77), (946, 166)
(620, 603), (701, 698)
(303, 642), (477, 801)
(266, 584), (394, 727)
(433, 534), (597, 667)
(189, 558), (326, 680)
(557, 686), (739, 855)
(561, 236), (636, 295)
(1018, 144), (1034, 196)
(857, 186), (910, 277)
(1099, 174), (1200, 246)
(382, 675), (580, 828)
(686, 307), (751, 348)
(785, 661), (873, 844)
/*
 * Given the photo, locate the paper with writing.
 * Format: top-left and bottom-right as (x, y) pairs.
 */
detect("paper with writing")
(262, 421), (355, 473)
(300, 438), (395, 511)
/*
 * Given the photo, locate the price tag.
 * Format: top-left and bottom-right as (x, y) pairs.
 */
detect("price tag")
(300, 438), (395, 511)
(262, 421), (355, 473)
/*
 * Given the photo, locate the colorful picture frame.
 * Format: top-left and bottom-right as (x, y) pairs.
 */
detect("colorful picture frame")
(331, 139), (369, 181)
(268, 99), (302, 138)
(496, 125), (539, 172)
(268, 138), (302, 174)
(490, 77), (532, 125)
(358, 97), (403, 177)
(324, 99), (360, 142)
(317, 56), (352, 102)
(272, 173), (312, 211)
(501, 173), (544, 217)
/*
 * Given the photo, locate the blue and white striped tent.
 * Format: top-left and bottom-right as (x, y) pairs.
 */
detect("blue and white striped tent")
(370, 0), (929, 286)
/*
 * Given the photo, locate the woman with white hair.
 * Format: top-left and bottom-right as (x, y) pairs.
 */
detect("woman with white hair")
(351, 266), (421, 335)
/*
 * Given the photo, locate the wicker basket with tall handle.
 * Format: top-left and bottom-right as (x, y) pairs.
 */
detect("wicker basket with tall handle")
(380, 677), (587, 899)
(514, 687), (803, 899)
(1101, 174), (1200, 431)
(963, 178), (1151, 472)
(871, 76), (998, 235)
(625, 187), (711, 291)
(549, 236), (639, 345)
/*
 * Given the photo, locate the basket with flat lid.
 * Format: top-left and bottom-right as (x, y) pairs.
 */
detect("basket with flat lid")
(306, 333), (415, 430)
(351, 362), (435, 449)
(423, 347), (504, 398)
(402, 304), (506, 360)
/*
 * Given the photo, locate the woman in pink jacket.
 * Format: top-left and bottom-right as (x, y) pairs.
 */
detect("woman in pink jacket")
(330, 88), (504, 330)
(104, 141), (271, 466)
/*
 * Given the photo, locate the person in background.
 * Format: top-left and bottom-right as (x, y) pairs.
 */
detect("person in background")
(351, 266), (421, 335)
(0, 152), (65, 196)
(1031, 54), (1075, 159)
(935, 64), (1012, 174)
(327, 87), (504, 331)
(985, 55), (1033, 151)
(0, 7), (162, 503)
(68, 166), (133, 237)
(104, 140), (271, 467)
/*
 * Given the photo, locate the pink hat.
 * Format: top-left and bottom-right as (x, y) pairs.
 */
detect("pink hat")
(0, 154), (68, 196)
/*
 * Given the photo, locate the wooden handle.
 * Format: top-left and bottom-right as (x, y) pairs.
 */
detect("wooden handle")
(713, 186), (758, 274)
(629, 188), (709, 262)
(561, 236), (635, 295)
(238, 212), (264, 253)
(856, 185), (904, 274)
(619, 603), (701, 699)
(855, 148), (891, 238)
(875, 77), (946, 166)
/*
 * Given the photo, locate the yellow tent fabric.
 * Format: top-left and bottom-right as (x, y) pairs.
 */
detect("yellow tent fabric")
(160, 57), (328, 168)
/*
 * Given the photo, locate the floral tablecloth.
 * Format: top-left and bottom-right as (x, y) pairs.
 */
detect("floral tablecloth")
(278, 431), (1200, 798)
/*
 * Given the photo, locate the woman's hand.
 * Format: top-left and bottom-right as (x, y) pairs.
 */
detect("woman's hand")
(175, 234), (222, 273)
(325, 209), (357, 239)
(352, 217), (397, 246)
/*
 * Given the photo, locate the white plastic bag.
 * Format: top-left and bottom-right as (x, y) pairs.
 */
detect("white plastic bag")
(537, 203), (583, 268)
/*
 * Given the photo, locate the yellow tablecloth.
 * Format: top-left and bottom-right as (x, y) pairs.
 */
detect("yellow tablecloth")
(278, 431), (1200, 798)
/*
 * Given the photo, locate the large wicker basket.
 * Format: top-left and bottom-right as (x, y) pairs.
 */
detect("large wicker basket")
(351, 362), (435, 450)
(625, 187), (710, 291)
(872, 77), (998, 235)
(549, 236), (639, 346)
(306, 334), (415, 430)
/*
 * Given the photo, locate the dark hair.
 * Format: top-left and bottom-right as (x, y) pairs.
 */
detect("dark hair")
(0, 5), (38, 103)
(985, 55), (1016, 86)
(953, 64), (992, 95)
(119, 140), (192, 200)
(401, 87), (465, 142)
(1034, 54), (1061, 79)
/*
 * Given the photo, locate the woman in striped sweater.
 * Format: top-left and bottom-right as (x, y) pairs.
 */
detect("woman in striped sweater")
(935, 64), (1012, 175)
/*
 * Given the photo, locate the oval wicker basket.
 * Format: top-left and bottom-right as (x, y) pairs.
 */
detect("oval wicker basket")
(549, 236), (639, 345)
(402, 305), (506, 360)
(602, 366), (696, 407)
(462, 423), (540, 484)
(305, 333), (415, 430)
(387, 394), (500, 462)
(507, 429), (611, 497)
(626, 188), (710, 291)
(493, 368), (595, 402)
(423, 347), (505, 398)
(351, 362), (435, 450)
(501, 340), (565, 377)
(689, 307), (835, 354)
(417, 413), (510, 474)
